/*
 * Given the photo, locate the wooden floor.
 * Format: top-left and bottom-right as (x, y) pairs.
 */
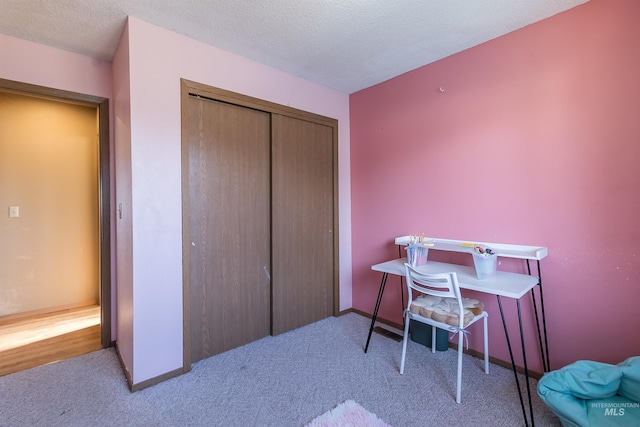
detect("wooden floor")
(0, 305), (102, 377)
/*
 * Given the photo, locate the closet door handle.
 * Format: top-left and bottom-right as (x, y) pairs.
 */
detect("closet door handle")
(263, 265), (271, 283)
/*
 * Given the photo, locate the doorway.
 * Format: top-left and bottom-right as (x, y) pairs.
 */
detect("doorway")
(0, 79), (111, 375)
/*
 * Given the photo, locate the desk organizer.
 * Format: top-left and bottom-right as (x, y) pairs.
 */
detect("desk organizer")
(472, 244), (497, 280)
(473, 252), (497, 280)
(406, 243), (429, 267)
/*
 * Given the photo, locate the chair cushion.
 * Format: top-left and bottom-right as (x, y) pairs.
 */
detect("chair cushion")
(409, 295), (483, 327)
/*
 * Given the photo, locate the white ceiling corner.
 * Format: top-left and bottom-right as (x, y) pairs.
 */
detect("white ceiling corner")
(0, 0), (589, 93)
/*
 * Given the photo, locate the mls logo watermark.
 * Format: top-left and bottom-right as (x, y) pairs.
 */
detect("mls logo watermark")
(604, 406), (625, 417)
(591, 401), (639, 419)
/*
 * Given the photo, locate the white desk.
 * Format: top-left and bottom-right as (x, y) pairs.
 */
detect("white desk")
(372, 258), (539, 299)
(365, 237), (549, 427)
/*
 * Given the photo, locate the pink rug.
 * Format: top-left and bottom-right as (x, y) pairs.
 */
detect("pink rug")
(306, 400), (393, 427)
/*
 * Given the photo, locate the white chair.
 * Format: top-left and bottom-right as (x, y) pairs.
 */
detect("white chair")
(400, 263), (489, 403)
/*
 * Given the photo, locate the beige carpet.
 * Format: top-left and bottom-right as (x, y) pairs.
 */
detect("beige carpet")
(0, 312), (561, 426)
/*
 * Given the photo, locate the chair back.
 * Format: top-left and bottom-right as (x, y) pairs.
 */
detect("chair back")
(404, 263), (465, 327)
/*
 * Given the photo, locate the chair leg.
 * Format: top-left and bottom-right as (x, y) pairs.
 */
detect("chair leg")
(484, 315), (489, 374)
(456, 330), (463, 403)
(400, 315), (411, 374)
(431, 325), (436, 354)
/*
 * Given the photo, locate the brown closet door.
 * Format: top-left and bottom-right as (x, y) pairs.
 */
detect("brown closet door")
(271, 114), (334, 335)
(187, 96), (271, 362)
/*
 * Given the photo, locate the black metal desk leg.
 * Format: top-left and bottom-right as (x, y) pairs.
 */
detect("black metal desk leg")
(364, 272), (389, 353)
(527, 260), (547, 373)
(528, 259), (550, 373)
(398, 246), (406, 327)
(497, 296), (528, 426)
(537, 260), (550, 371)
(530, 290), (546, 372)
(517, 299), (535, 426)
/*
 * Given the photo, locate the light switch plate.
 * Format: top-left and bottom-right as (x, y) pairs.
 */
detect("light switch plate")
(9, 206), (19, 218)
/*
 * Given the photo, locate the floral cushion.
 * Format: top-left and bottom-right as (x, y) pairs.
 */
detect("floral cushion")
(409, 294), (484, 327)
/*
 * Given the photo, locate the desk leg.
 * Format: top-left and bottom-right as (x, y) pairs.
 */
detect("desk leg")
(526, 261), (542, 372)
(528, 260), (550, 373)
(497, 296), (529, 426)
(364, 272), (389, 353)
(537, 260), (551, 371)
(398, 246), (406, 327)
(400, 276), (405, 327)
(516, 298), (535, 427)
(529, 288), (546, 372)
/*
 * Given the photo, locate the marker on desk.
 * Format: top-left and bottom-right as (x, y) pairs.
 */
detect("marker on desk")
(474, 245), (495, 256)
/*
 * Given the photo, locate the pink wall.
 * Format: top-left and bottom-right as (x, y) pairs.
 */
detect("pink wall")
(114, 17), (351, 385)
(350, 0), (640, 372)
(0, 33), (117, 340)
(0, 34), (112, 96)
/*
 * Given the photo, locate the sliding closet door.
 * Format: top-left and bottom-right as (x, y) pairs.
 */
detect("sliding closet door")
(187, 96), (271, 362)
(271, 114), (334, 335)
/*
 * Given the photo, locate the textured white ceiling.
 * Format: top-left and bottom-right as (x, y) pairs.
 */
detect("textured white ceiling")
(0, 0), (588, 93)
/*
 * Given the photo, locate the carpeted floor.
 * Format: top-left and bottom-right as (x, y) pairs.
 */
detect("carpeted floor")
(0, 312), (561, 426)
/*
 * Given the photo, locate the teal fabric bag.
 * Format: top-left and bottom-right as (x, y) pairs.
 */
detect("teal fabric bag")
(618, 356), (640, 402)
(538, 357), (640, 427)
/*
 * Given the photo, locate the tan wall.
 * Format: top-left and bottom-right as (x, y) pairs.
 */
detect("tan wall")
(0, 91), (99, 316)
